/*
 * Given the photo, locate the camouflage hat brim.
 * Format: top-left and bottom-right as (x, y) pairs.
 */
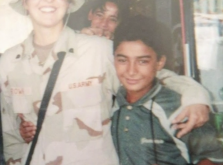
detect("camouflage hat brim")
(9, 0), (85, 15)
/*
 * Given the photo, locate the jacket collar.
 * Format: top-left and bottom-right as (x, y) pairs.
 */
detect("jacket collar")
(20, 26), (77, 74)
(21, 26), (76, 59)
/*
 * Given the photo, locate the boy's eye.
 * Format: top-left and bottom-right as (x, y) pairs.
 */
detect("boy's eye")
(117, 58), (127, 63)
(138, 60), (149, 65)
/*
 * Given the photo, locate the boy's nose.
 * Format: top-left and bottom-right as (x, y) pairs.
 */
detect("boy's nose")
(127, 62), (137, 76)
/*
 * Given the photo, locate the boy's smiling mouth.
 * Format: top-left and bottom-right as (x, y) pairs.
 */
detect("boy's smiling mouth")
(125, 78), (141, 85)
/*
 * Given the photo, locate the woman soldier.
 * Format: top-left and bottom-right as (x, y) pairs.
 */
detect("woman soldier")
(0, 0), (121, 164)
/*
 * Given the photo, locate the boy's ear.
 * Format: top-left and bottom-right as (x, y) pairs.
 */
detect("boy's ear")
(88, 10), (93, 21)
(157, 55), (166, 71)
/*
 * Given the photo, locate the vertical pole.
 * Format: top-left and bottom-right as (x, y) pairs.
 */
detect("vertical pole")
(179, 0), (200, 81)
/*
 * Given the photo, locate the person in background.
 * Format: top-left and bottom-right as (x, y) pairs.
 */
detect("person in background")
(80, 0), (127, 39)
(111, 15), (223, 165)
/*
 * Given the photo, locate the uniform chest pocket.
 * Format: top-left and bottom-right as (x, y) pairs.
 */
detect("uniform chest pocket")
(61, 79), (102, 108)
(11, 87), (33, 114)
(60, 80), (104, 142)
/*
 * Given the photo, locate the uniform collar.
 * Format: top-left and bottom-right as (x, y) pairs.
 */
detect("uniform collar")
(21, 26), (76, 59)
(20, 26), (77, 74)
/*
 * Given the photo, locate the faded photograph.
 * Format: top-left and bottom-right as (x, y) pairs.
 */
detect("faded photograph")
(0, 0), (223, 165)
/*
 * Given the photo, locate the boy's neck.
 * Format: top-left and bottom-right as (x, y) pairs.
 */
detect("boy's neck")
(126, 87), (152, 104)
(126, 93), (141, 104)
(125, 80), (157, 104)
(33, 23), (64, 46)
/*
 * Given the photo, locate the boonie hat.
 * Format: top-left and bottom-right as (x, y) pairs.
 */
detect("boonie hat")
(10, 0), (85, 15)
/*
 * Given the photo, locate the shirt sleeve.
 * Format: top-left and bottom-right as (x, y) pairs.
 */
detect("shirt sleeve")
(101, 39), (120, 96)
(181, 123), (223, 164)
(156, 69), (211, 109)
(0, 51), (28, 162)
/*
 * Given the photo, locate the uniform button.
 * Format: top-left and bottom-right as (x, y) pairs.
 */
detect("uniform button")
(126, 105), (132, 110)
(124, 128), (129, 132)
(125, 116), (130, 120)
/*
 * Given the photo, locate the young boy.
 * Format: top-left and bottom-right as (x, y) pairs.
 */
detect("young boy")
(111, 15), (223, 165)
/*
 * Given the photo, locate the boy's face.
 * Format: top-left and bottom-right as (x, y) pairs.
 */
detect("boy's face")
(114, 40), (166, 97)
(88, 1), (119, 33)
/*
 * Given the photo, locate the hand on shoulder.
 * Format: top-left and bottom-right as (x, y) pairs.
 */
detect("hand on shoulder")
(81, 27), (113, 40)
(172, 104), (210, 138)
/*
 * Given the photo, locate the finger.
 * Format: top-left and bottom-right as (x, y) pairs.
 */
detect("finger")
(20, 126), (32, 134)
(22, 121), (36, 127)
(172, 110), (188, 124)
(21, 121), (31, 126)
(171, 123), (186, 130)
(93, 28), (103, 36)
(24, 126), (36, 132)
(20, 124), (36, 138)
(104, 31), (112, 39)
(20, 130), (35, 138)
(81, 28), (94, 35)
(24, 137), (34, 143)
(176, 119), (196, 138)
(176, 128), (190, 139)
(20, 121), (36, 131)
(18, 113), (25, 122)
(88, 28), (97, 35)
(102, 30), (111, 38)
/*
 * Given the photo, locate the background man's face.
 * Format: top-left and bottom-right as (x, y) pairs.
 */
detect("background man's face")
(88, 1), (119, 33)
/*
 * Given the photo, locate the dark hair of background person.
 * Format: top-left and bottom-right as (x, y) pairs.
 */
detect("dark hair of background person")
(113, 15), (172, 62)
(90, 0), (129, 22)
(67, 0), (130, 30)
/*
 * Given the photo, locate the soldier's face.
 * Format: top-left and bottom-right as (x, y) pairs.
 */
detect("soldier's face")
(24, 0), (69, 28)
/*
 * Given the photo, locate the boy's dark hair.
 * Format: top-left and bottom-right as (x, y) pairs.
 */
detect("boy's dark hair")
(113, 15), (171, 59)
(90, 0), (129, 22)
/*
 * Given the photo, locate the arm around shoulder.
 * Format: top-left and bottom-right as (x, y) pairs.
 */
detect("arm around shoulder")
(157, 69), (212, 137)
(157, 69), (211, 108)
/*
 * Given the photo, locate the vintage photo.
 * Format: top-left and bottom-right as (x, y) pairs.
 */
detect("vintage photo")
(0, 0), (223, 165)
